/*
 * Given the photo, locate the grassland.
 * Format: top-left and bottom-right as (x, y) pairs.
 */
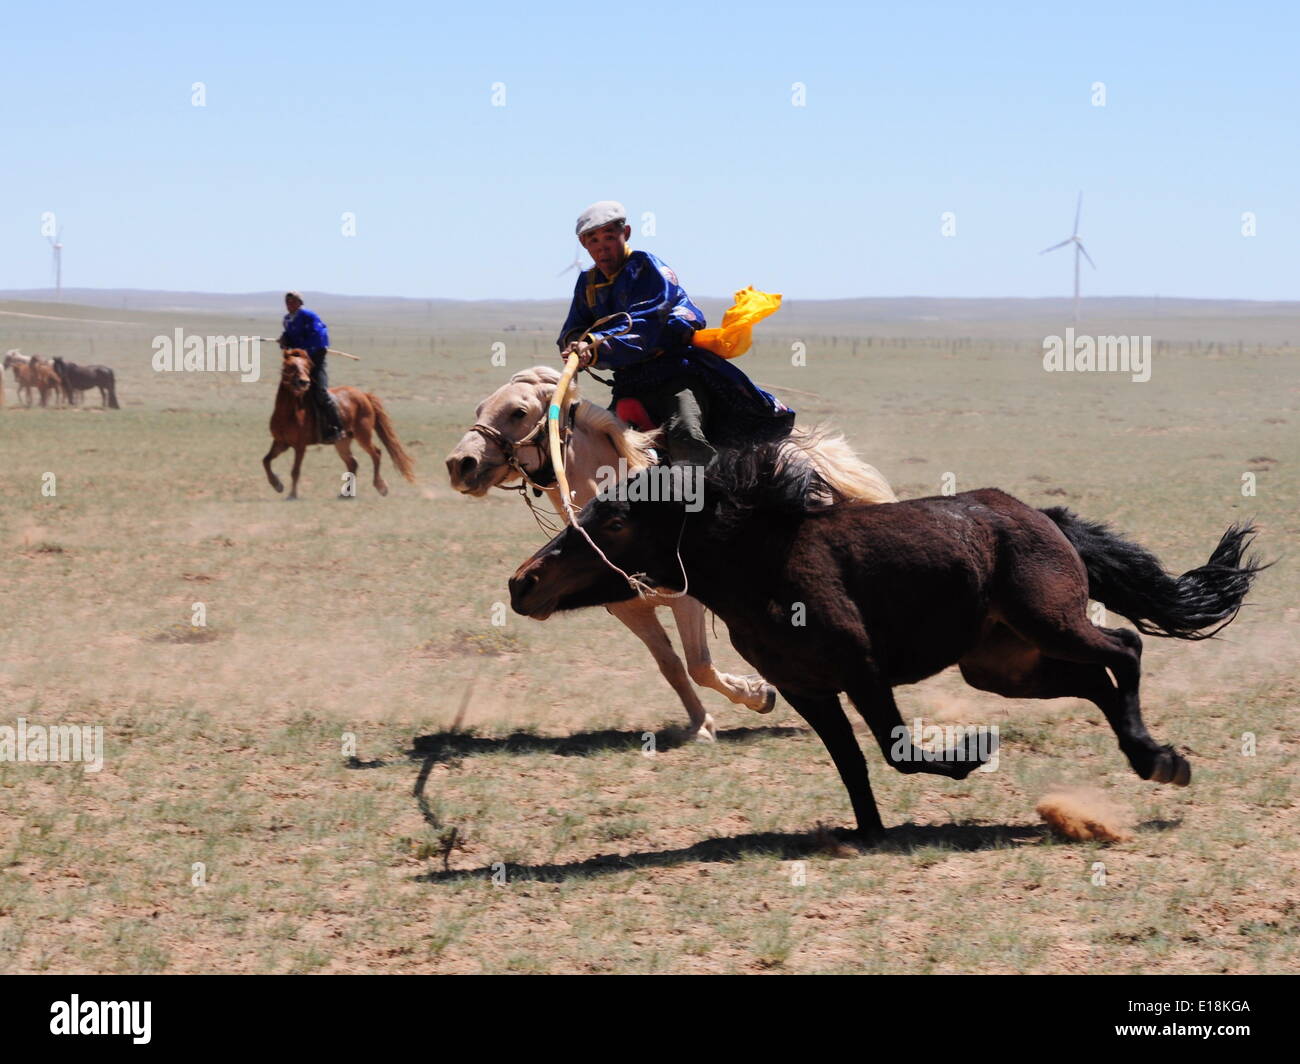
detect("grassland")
(0, 293), (1295, 973)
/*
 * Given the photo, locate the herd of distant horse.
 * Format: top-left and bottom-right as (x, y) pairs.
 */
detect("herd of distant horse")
(2, 349), (119, 409)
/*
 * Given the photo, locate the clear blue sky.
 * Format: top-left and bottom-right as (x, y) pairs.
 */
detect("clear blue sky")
(1, 1), (1295, 301)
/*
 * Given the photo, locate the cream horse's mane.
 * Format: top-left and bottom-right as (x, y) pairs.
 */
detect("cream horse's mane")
(511, 365), (658, 474)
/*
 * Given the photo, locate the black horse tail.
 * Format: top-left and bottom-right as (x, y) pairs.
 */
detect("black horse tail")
(106, 369), (120, 409)
(1042, 507), (1266, 640)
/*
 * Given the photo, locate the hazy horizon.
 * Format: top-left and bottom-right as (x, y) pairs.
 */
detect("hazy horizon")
(6, 287), (1300, 311)
(6, 287), (1300, 350)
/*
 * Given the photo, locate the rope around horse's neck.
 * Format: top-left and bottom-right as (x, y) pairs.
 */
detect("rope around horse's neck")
(506, 417), (690, 599)
(551, 310), (690, 599)
(567, 508), (691, 601)
(492, 405), (686, 596)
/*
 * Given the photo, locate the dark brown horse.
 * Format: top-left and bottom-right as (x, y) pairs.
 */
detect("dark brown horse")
(263, 349), (415, 499)
(52, 357), (119, 408)
(509, 442), (1264, 844)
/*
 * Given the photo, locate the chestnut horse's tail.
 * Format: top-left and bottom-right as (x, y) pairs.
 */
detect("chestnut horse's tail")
(370, 394), (416, 482)
(1042, 507), (1267, 640)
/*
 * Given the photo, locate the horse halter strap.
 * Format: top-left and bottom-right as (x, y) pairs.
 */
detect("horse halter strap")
(469, 399), (578, 496)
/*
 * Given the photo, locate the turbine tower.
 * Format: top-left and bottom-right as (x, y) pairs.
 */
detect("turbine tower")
(49, 227), (64, 298)
(556, 242), (585, 278)
(1040, 192), (1095, 323)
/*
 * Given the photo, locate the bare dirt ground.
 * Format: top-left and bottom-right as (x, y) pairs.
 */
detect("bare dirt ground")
(0, 298), (1295, 973)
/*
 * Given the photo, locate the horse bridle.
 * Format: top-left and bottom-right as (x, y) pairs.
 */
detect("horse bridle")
(469, 398), (580, 498)
(468, 305), (631, 525)
(471, 311), (633, 500)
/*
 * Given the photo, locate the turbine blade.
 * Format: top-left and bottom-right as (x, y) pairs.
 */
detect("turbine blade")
(1077, 243), (1097, 269)
(1039, 239), (1071, 254)
(1073, 191), (1082, 236)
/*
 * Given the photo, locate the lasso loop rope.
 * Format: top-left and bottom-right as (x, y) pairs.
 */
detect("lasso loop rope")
(551, 313), (690, 599)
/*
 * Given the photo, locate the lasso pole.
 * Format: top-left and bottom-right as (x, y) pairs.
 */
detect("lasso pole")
(256, 338), (361, 360)
(548, 350), (582, 525)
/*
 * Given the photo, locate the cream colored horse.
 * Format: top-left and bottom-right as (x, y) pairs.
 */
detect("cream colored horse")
(446, 366), (897, 741)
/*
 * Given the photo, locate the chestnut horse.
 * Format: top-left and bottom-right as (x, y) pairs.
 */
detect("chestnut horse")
(4, 350), (63, 408)
(263, 349), (415, 499)
(447, 366), (897, 741)
(510, 442), (1264, 842)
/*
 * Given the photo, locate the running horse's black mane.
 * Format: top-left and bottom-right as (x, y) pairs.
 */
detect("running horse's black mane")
(700, 440), (835, 538)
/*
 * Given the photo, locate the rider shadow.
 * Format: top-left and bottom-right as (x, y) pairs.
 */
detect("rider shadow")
(340, 724), (800, 773)
(390, 723), (805, 841)
(405, 723), (804, 763)
(415, 822), (1044, 885)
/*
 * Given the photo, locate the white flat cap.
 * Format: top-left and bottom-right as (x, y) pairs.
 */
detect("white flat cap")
(576, 200), (626, 237)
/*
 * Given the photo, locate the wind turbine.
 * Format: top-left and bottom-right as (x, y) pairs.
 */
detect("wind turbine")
(556, 242), (586, 278)
(1040, 192), (1095, 323)
(48, 227), (64, 298)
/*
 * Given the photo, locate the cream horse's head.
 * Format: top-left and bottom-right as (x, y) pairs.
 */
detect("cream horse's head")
(446, 366), (658, 503)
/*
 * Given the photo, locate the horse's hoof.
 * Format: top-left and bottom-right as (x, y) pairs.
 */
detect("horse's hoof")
(740, 675), (777, 714)
(1147, 747), (1191, 786)
(948, 729), (999, 778)
(692, 715), (718, 743)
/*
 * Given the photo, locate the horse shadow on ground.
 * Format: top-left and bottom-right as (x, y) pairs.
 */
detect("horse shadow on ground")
(343, 725), (1184, 884)
(415, 822), (1044, 884)
(414, 816), (1186, 884)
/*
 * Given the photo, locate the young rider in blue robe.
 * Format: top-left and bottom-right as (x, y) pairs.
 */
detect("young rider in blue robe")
(278, 291), (346, 444)
(558, 201), (794, 467)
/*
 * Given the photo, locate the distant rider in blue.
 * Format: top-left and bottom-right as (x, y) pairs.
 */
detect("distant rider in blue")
(278, 291), (345, 444)
(558, 201), (794, 467)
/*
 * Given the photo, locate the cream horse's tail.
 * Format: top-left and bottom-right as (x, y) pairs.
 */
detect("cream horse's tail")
(784, 425), (898, 504)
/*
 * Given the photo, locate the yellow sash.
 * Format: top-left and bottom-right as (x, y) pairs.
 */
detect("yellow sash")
(691, 286), (782, 358)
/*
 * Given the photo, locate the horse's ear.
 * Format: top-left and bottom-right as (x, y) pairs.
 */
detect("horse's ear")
(510, 365), (561, 385)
